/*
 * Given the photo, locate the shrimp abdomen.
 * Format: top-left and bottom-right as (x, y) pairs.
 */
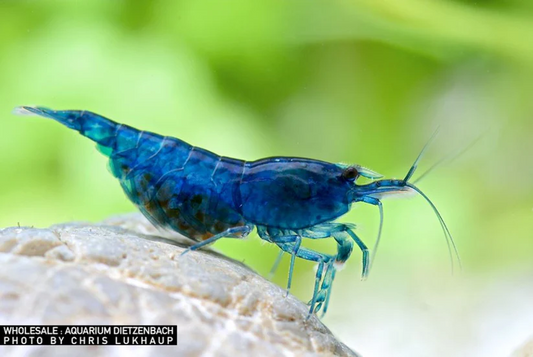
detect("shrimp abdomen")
(17, 106), (247, 241)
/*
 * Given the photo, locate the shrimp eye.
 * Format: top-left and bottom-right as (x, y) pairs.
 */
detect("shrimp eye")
(341, 166), (359, 181)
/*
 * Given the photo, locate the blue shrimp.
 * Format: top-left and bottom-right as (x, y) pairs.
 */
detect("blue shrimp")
(14, 106), (460, 317)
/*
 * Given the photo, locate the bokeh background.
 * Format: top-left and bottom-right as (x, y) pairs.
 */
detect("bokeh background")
(1, 1), (533, 356)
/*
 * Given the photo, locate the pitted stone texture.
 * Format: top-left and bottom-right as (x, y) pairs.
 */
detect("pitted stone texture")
(0, 213), (358, 357)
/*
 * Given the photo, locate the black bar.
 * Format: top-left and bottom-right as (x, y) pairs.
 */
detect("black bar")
(0, 325), (178, 345)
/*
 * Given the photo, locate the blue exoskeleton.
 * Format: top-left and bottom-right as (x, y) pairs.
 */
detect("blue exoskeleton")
(15, 106), (459, 317)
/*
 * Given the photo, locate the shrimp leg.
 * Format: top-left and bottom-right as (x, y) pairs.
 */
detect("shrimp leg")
(263, 224), (363, 315)
(272, 241), (333, 316)
(180, 224), (253, 256)
(261, 229), (335, 297)
(266, 228), (327, 279)
(264, 235), (301, 295)
(267, 250), (285, 280)
(302, 223), (369, 315)
(307, 223), (369, 278)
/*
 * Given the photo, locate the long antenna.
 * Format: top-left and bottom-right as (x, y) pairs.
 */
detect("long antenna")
(405, 182), (462, 272)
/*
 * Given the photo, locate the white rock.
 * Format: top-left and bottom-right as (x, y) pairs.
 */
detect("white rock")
(0, 213), (358, 357)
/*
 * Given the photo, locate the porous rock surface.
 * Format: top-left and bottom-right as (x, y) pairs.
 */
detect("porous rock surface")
(0, 213), (358, 357)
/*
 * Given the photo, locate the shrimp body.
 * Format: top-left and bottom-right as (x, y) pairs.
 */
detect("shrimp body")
(16, 106), (458, 317)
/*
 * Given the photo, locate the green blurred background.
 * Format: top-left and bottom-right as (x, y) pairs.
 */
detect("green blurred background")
(1, 1), (533, 356)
